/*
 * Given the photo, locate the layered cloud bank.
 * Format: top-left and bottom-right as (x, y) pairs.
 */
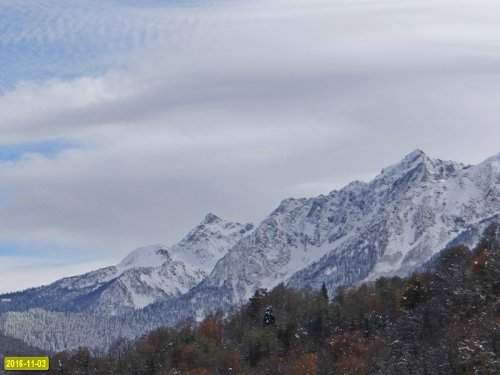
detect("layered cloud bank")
(0, 0), (499, 291)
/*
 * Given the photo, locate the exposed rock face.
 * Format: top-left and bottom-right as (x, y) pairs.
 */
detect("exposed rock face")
(0, 150), (498, 352)
(199, 150), (499, 307)
(0, 214), (253, 315)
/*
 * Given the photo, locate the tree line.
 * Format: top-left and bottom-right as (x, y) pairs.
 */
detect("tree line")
(13, 224), (499, 374)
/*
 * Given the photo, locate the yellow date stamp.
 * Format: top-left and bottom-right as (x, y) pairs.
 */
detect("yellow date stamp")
(4, 357), (49, 371)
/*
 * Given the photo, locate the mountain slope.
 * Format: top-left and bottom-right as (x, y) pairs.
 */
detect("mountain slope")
(178, 150), (500, 312)
(0, 214), (253, 315)
(45, 224), (500, 374)
(0, 150), (498, 352)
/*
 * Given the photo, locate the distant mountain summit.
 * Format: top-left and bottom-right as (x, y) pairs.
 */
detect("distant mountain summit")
(0, 215), (253, 315)
(1, 150), (498, 352)
(179, 150), (499, 314)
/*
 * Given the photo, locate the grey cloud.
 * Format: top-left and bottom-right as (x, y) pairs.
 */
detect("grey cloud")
(0, 0), (499, 279)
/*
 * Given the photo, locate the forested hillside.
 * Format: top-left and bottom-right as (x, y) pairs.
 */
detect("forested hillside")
(26, 224), (500, 374)
(2, 151), (498, 354)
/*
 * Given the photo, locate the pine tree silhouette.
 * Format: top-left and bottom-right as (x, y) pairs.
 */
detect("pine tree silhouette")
(321, 282), (328, 300)
(263, 305), (275, 326)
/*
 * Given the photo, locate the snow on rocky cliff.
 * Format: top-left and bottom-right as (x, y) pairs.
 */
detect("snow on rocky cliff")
(191, 150), (500, 308)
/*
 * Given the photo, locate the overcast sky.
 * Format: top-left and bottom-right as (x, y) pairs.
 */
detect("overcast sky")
(0, 0), (499, 293)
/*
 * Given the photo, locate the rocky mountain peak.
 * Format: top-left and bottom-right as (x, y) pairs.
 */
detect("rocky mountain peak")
(202, 212), (221, 225)
(181, 213), (252, 247)
(379, 149), (432, 178)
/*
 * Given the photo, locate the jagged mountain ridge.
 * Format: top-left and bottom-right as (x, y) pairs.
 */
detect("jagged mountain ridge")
(0, 214), (254, 315)
(0, 150), (498, 352)
(177, 150), (500, 312)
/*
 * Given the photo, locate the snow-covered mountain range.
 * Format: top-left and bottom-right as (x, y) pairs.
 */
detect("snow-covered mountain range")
(0, 150), (498, 351)
(159, 150), (499, 318)
(0, 214), (254, 315)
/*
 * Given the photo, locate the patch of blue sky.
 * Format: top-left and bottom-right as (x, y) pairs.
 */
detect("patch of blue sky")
(0, 139), (82, 162)
(112, 0), (203, 7)
(0, 43), (102, 93)
(0, 32), (128, 93)
(0, 239), (104, 262)
(0, 242), (38, 258)
(0, 0), (219, 92)
(0, 3), (134, 91)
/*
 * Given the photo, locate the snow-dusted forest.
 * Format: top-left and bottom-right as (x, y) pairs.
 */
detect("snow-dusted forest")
(36, 224), (500, 374)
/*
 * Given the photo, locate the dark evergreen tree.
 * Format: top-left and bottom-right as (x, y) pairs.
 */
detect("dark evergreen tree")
(321, 282), (329, 300)
(262, 306), (275, 326)
(247, 288), (267, 320)
(400, 274), (429, 310)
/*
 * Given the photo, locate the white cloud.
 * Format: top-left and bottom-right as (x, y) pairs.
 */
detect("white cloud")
(0, 0), (499, 290)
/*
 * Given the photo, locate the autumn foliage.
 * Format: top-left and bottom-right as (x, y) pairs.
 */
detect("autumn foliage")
(186, 368), (212, 375)
(289, 353), (317, 375)
(47, 224), (500, 374)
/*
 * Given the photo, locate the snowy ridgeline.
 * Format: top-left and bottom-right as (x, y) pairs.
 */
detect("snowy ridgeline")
(0, 214), (254, 316)
(0, 150), (499, 352)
